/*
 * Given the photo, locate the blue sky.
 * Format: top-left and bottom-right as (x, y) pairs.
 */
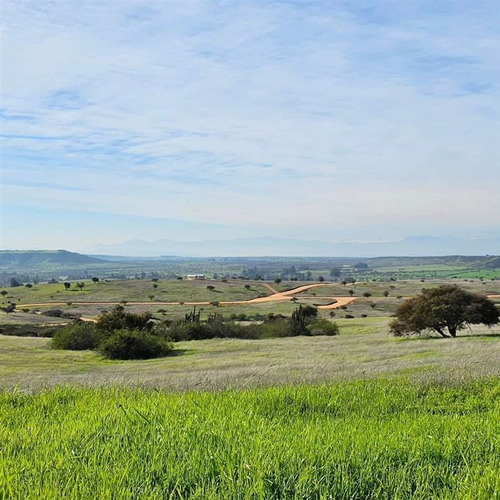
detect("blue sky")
(1, 0), (499, 251)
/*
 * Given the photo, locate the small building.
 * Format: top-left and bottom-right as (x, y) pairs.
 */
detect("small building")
(186, 274), (205, 280)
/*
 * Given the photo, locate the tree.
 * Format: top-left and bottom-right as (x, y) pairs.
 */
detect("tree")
(1, 290), (7, 297)
(92, 277), (99, 284)
(318, 275), (325, 282)
(354, 262), (368, 269)
(330, 268), (341, 278)
(363, 292), (372, 298)
(206, 285), (215, 291)
(390, 285), (499, 338)
(76, 282), (85, 291)
(244, 284), (251, 290)
(383, 290), (390, 297)
(64, 282), (71, 290)
(25, 283), (33, 289)
(274, 278), (282, 285)
(10, 278), (21, 287)
(348, 289), (355, 297)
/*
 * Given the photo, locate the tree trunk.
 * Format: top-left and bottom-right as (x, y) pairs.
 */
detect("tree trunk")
(448, 326), (457, 337)
(435, 328), (449, 338)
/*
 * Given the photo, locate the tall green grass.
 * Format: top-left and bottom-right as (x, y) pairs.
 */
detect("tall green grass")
(1, 380), (499, 499)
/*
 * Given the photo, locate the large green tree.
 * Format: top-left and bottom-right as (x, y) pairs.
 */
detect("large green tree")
(390, 285), (499, 338)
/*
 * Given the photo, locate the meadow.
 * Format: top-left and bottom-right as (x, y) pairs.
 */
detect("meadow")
(2, 276), (498, 324)
(1, 275), (500, 498)
(1, 380), (500, 499)
(1, 316), (499, 390)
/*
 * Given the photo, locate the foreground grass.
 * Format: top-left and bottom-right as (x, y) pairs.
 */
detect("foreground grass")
(1, 380), (499, 499)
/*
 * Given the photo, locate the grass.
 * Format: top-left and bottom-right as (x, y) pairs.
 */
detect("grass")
(1, 380), (500, 499)
(1, 279), (272, 304)
(1, 312), (500, 498)
(1, 276), (500, 498)
(1, 317), (499, 390)
(3, 277), (497, 324)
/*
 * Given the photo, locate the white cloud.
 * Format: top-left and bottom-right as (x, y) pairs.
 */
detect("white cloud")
(1, 0), (499, 246)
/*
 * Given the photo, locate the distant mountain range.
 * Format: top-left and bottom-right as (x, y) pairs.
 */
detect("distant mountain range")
(86, 236), (500, 258)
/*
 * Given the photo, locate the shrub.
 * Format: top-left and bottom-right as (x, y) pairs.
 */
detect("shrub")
(253, 318), (291, 339)
(168, 320), (257, 341)
(42, 309), (64, 317)
(51, 323), (99, 351)
(97, 306), (153, 333)
(61, 312), (81, 320)
(99, 329), (173, 360)
(306, 319), (339, 336)
(168, 322), (214, 341)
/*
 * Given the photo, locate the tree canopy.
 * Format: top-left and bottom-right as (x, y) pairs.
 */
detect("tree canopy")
(390, 285), (499, 338)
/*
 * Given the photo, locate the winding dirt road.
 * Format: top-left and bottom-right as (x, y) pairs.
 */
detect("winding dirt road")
(20, 283), (355, 311)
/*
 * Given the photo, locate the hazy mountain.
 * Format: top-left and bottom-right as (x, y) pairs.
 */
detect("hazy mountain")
(0, 250), (107, 268)
(86, 236), (500, 258)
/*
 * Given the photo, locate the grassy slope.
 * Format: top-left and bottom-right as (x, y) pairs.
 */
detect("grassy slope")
(2, 278), (498, 323)
(1, 280), (272, 304)
(1, 311), (500, 498)
(1, 317), (499, 390)
(1, 381), (500, 499)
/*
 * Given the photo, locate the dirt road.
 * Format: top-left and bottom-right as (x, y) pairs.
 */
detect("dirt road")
(20, 283), (355, 311)
(20, 284), (498, 314)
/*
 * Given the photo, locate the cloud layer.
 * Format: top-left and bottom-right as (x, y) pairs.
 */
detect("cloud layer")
(2, 0), (499, 248)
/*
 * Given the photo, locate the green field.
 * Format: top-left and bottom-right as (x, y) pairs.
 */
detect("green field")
(2, 380), (500, 499)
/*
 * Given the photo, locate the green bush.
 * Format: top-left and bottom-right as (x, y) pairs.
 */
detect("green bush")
(166, 313), (340, 342)
(97, 306), (153, 333)
(252, 318), (292, 338)
(99, 329), (173, 360)
(168, 320), (258, 341)
(306, 319), (339, 336)
(51, 323), (99, 350)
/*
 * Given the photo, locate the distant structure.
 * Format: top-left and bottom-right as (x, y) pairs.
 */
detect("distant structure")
(186, 274), (205, 280)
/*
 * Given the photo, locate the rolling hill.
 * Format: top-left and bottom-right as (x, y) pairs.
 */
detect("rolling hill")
(0, 250), (107, 268)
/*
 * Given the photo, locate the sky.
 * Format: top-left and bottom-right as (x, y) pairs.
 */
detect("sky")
(1, 0), (499, 252)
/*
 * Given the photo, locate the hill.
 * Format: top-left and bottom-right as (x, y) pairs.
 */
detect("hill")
(0, 250), (106, 268)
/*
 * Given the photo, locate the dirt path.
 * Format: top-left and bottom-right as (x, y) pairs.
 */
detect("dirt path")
(19, 284), (499, 314)
(20, 283), (355, 311)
